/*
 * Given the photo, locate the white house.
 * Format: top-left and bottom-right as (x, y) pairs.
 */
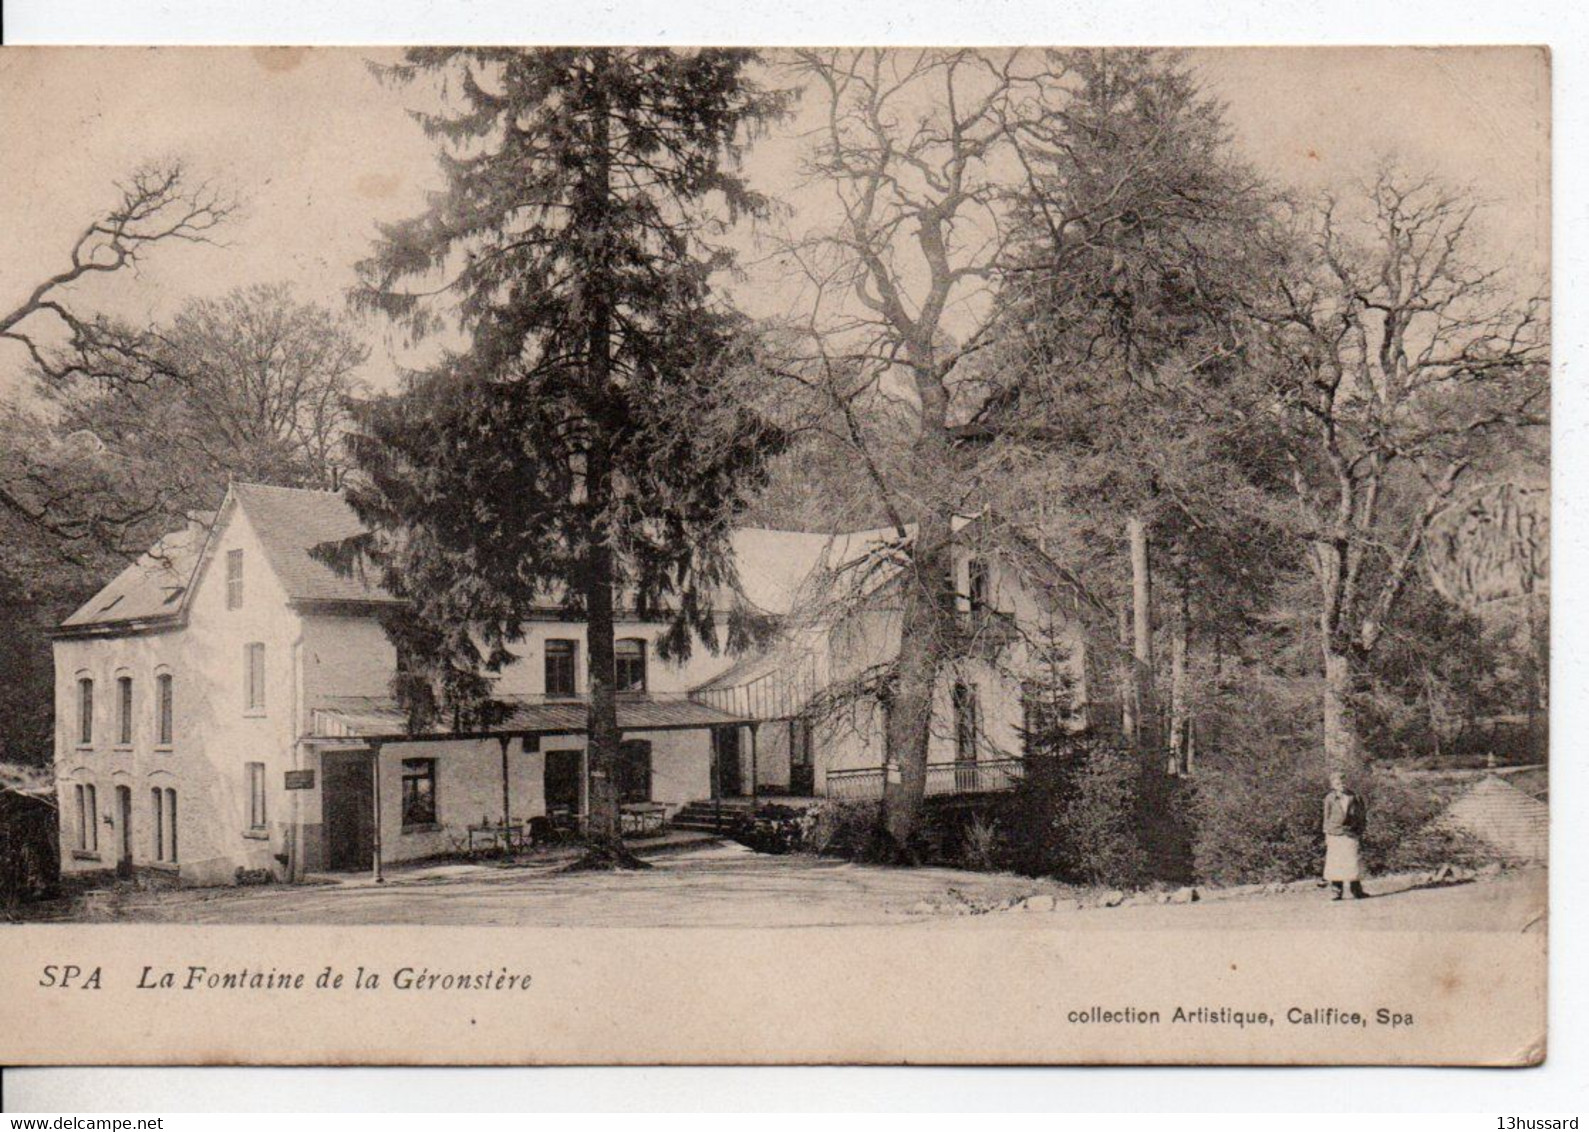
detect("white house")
(53, 483), (1089, 885)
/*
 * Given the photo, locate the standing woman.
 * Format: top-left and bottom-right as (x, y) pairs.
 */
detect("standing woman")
(1323, 772), (1368, 900)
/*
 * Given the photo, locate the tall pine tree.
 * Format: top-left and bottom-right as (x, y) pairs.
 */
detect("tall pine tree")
(984, 50), (1282, 762)
(335, 48), (788, 861)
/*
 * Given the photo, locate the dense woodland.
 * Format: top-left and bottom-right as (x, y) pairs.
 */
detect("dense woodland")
(0, 50), (1547, 872)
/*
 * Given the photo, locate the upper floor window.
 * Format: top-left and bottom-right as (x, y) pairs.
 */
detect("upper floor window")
(545, 639), (577, 698)
(967, 557), (990, 611)
(953, 680), (980, 762)
(615, 638), (647, 694)
(77, 677), (94, 745)
(225, 549), (244, 610)
(246, 762), (267, 830)
(116, 676), (134, 745)
(244, 643), (266, 712)
(155, 673), (174, 746)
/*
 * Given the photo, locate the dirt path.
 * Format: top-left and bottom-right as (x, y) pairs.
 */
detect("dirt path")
(48, 842), (1547, 931)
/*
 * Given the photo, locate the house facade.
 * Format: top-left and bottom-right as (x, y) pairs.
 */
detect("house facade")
(53, 483), (1087, 885)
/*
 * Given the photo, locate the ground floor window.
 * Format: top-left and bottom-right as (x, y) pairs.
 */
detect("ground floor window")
(151, 787), (178, 862)
(247, 762), (267, 831)
(74, 782), (98, 853)
(401, 758), (437, 828)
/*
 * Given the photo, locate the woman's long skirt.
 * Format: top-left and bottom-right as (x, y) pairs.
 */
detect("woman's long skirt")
(1323, 834), (1362, 882)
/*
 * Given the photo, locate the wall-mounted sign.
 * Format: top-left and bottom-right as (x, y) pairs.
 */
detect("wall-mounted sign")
(284, 769), (315, 791)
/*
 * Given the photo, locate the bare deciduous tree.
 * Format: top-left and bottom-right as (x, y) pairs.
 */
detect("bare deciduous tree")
(1, 159), (233, 386)
(776, 48), (1056, 848)
(1256, 166), (1548, 775)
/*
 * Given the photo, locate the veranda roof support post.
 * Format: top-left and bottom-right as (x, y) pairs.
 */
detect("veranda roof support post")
(749, 723), (759, 815)
(712, 727), (722, 833)
(498, 734), (513, 855)
(369, 740), (385, 884)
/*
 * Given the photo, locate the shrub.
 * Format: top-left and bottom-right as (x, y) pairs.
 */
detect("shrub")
(730, 803), (809, 855)
(1188, 754), (1323, 887)
(999, 734), (1152, 889)
(959, 814), (1004, 872)
(1189, 744), (1492, 886)
(798, 800), (881, 858)
(1, 789), (59, 909)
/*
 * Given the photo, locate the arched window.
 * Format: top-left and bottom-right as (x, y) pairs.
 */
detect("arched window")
(155, 673), (174, 747)
(151, 787), (178, 862)
(74, 782), (98, 853)
(615, 638), (647, 694)
(116, 675), (134, 746)
(77, 677), (94, 746)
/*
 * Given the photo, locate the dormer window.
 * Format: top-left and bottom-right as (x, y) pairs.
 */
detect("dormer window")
(226, 549), (244, 610)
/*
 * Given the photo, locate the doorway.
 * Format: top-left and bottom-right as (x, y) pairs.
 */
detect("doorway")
(115, 785), (133, 876)
(322, 751), (375, 872)
(789, 718), (815, 796)
(712, 726), (744, 798)
(544, 749), (583, 814)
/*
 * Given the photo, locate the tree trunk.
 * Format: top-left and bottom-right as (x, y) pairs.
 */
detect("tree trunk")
(1127, 515), (1156, 753)
(1524, 588), (1548, 760)
(1168, 579), (1190, 775)
(879, 342), (957, 852)
(583, 486), (623, 848)
(571, 54), (639, 867)
(1117, 601), (1137, 742)
(1321, 642), (1361, 777)
(881, 512), (954, 849)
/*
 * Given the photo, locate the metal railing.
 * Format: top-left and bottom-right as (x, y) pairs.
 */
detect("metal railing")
(823, 757), (1025, 801)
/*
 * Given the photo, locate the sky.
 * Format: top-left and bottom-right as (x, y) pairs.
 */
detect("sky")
(0, 46), (1550, 400)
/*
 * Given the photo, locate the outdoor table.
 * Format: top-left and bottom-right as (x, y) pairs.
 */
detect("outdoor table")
(466, 821), (526, 853)
(620, 803), (668, 835)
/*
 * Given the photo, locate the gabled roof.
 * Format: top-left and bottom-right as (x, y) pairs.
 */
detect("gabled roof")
(56, 482), (398, 637)
(1440, 775), (1549, 863)
(58, 515), (212, 633)
(57, 484), (1082, 650)
(229, 482), (396, 607)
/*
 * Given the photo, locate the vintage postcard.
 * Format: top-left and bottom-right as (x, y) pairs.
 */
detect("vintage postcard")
(0, 45), (1548, 1066)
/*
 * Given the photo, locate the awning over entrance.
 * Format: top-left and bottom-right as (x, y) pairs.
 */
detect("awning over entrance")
(690, 634), (823, 722)
(308, 693), (749, 743)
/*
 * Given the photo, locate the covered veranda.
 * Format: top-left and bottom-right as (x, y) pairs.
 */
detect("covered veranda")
(296, 693), (756, 882)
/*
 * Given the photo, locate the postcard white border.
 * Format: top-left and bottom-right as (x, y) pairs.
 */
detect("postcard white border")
(2, 0), (1585, 1113)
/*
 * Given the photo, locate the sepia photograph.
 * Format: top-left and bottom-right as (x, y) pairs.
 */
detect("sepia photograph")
(0, 43), (1551, 1067)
